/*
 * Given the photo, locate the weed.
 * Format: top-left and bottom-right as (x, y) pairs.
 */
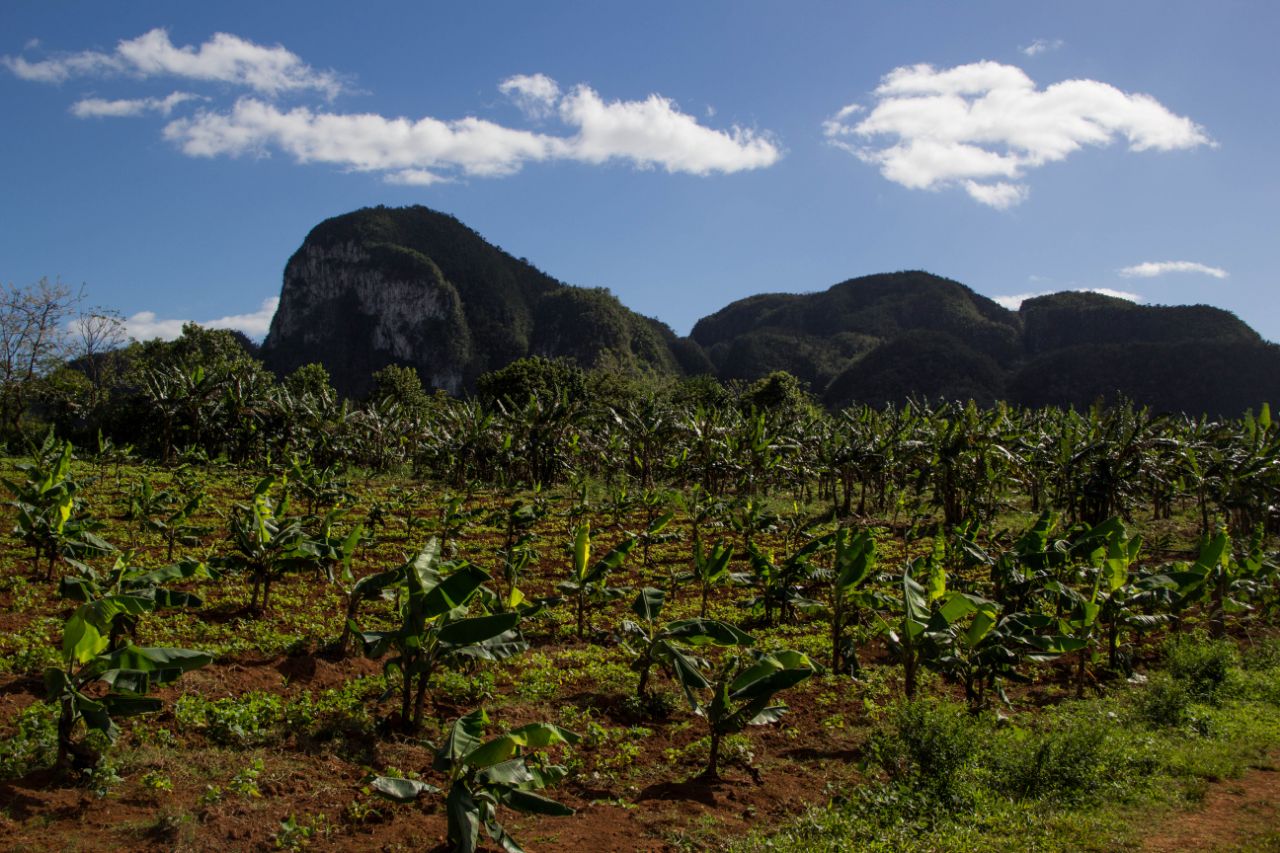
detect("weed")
(1162, 632), (1237, 703)
(0, 703), (58, 780)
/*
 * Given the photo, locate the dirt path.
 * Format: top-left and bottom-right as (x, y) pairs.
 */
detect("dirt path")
(1143, 757), (1280, 852)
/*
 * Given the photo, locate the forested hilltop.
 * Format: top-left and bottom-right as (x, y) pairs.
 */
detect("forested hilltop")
(260, 205), (1280, 415)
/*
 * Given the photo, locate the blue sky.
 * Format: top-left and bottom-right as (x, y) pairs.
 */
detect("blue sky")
(3, 1), (1277, 342)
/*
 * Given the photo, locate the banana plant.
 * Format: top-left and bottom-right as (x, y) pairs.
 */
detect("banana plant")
(46, 602), (210, 774)
(371, 708), (578, 853)
(1162, 527), (1273, 638)
(829, 527), (880, 676)
(689, 539), (735, 619)
(557, 523), (635, 640)
(882, 537), (948, 699)
(130, 478), (206, 561)
(1045, 519), (1139, 697)
(634, 489), (678, 582)
(352, 540), (527, 731)
(739, 530), (832, 626)
(221, 476), (325, 613)
(619, 587), (752, 707)
(436, 493), (489, 557)
(490, 498), (546, 612)
(2, 434), (112, 579)
(697, 650), (817, 780)
(59, 553), (213, 649)
(303, 506), (363, 584)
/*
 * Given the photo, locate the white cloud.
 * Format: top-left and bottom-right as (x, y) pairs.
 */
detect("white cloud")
(3, 28), (342, 97)
(162, 77), (781, 181)
(123, 297), (279, 342)
(1020, 38), (1064, 57)
(70, 91), (201, 118)
(499, 73), (561, 119)
(962, 180), (1028, 209)
(824, 61), (1212, 208)
(993, 288), (1143, 310)
(163, 98), (566, 178)
(1118, 260), (1228, 279)
(558, 84), (780, 174)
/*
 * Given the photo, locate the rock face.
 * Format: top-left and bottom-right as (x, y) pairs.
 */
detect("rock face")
(263, 206), (1280, 415)
(261, 206), (684, 397)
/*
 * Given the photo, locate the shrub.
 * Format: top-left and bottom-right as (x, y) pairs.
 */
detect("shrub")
(866, 699), (978, 807)
(1136, 673), (1192, 728)
(992, 712), (1115, 802)
(1162, 632), (1237, 703)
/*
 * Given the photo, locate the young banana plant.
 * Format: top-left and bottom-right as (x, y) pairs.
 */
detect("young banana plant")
(371, 708), (578, 853)
(352, 540), (527, 731)
(2, 434), (112, 579)
(829, 527), (880, 676)
(557, 522), (635, 641)
(221, 476), (325, 613)
(740, 531), (833, 626)
(1046, 518), (1139, 697)
(697, 650), (817, 781)
(690, 539), (734, 619)
(882, 536), (948, 700)
(46, 601), (210, 774)
(59, 553), (213, 648)
(619, 587), (753, 708)
(490, 498), (546, 612)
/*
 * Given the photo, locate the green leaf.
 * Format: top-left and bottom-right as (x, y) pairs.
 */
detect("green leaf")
(571, 523), (590, 581)
(500, 788), (574, 817)
(422, 564), (491, 619)
(370, 776), (440, 802)
(436, 709), (489, 772)
(446, 783), (481, 853)
(63, 608), (109, 665)
(475, 756), (533, 783)
(664, 618), (753, 647)
(631, 587), (665, 622)
(438, 612), (520, 647)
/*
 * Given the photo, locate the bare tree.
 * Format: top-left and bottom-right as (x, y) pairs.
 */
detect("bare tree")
(70, 307), (128, 409)
(0, 278), (83, 437)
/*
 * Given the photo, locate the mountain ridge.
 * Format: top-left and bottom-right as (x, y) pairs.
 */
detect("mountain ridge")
(261, 206), (1280, 414)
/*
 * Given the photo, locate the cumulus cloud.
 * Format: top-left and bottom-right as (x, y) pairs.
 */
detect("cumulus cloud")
(824, 60), (1212, 208)
(162, 77), (781, 181)
(3, 28), (343, 97)
(123, 297), (279, 341)
(9, 29), (778, 184)
(993, 288), (1143, 310)
(1020, 38), (1064, 57)
(70, 91), (201, 118)
(559, 85), (780, 174)
(1118, 260), (1228, 279)
(163, 99), (565, 183)
(499, 73), (561, 119)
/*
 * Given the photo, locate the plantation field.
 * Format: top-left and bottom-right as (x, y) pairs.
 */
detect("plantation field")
(0, 444), (1278, 852)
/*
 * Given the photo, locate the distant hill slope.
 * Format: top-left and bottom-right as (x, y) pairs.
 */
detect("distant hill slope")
(697, 274), (1278, 413)
(261, 206), (692, 397)
(262, 206), (1279, 414)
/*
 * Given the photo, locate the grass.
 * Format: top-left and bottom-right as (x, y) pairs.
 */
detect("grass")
(728, 648), (1280, 853)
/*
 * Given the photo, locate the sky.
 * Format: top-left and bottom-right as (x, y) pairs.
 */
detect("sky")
(2, 1), (1277, 343)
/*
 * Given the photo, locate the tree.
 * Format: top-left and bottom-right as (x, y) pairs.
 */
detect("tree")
(0, 278), (83, 438)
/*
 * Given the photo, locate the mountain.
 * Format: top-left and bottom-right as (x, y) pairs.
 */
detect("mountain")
(261, 206), (695, 397)
(262, 206), (1280, 414)
(697, 275), (1279, 413)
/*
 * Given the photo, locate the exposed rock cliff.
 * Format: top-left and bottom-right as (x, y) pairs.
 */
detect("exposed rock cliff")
(261, 206), (684, 397)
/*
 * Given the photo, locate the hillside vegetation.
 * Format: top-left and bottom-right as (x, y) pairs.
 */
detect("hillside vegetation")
(260, 207), (1280, 415)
